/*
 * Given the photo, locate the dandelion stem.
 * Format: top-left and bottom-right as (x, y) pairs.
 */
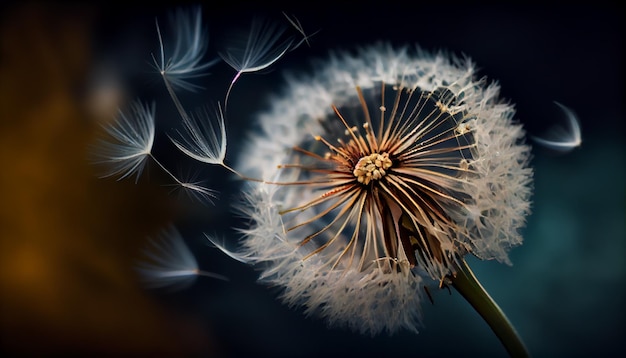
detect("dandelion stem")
(450, 258), (529, 358)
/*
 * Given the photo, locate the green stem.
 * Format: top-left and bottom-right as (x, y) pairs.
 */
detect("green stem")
(450, 258), (529, 358)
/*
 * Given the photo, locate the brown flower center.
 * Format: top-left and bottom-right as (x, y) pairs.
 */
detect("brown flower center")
(353, 152), (392, 185)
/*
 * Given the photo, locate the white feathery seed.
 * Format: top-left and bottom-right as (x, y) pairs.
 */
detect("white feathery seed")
(93, 100), (156, 182)
(153, 6), (218, 92)
(136, 226), (228, 291)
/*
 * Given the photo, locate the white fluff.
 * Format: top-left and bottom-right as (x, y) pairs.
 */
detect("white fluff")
(213, 43), (532, 335)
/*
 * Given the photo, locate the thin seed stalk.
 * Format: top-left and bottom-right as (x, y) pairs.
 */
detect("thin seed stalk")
(450, 257), (529, 358)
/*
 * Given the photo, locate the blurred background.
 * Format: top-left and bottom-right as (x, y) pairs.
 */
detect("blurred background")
(1, 1), (623, 357)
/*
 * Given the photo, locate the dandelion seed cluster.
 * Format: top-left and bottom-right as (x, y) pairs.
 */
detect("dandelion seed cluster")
(93, 6), (533, 337)
(235, 43), (533, 335)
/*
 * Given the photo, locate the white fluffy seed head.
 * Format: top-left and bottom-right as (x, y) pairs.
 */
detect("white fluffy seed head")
(233, 42), (533, 335)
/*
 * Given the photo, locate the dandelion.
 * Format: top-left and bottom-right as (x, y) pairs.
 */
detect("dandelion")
(135, 226), (228, 291)
(93, 100), (155, 182)
(93, 5), (534, 356)
(531, 101), (582, 152)
(218, 16), (294, 106)
(169, 103), (227, 166)
(164, 167), (219, 206)
(223, 43), (533, 355)
(152, 6), (218, 93)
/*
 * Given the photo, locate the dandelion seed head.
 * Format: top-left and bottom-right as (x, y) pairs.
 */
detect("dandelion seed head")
(235, 43), (533, 335)
(531, 101), (582, 152)
(135, 226), (201, 291)
(136, 226), (227, 291)
(165, 176), (218, 206)
(218, 16), (295, 107)
(168, 103), (227, 165)
(91, 100), (156, 182)
(218, 17), (293, 75)
(152, 6), (218, 92)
